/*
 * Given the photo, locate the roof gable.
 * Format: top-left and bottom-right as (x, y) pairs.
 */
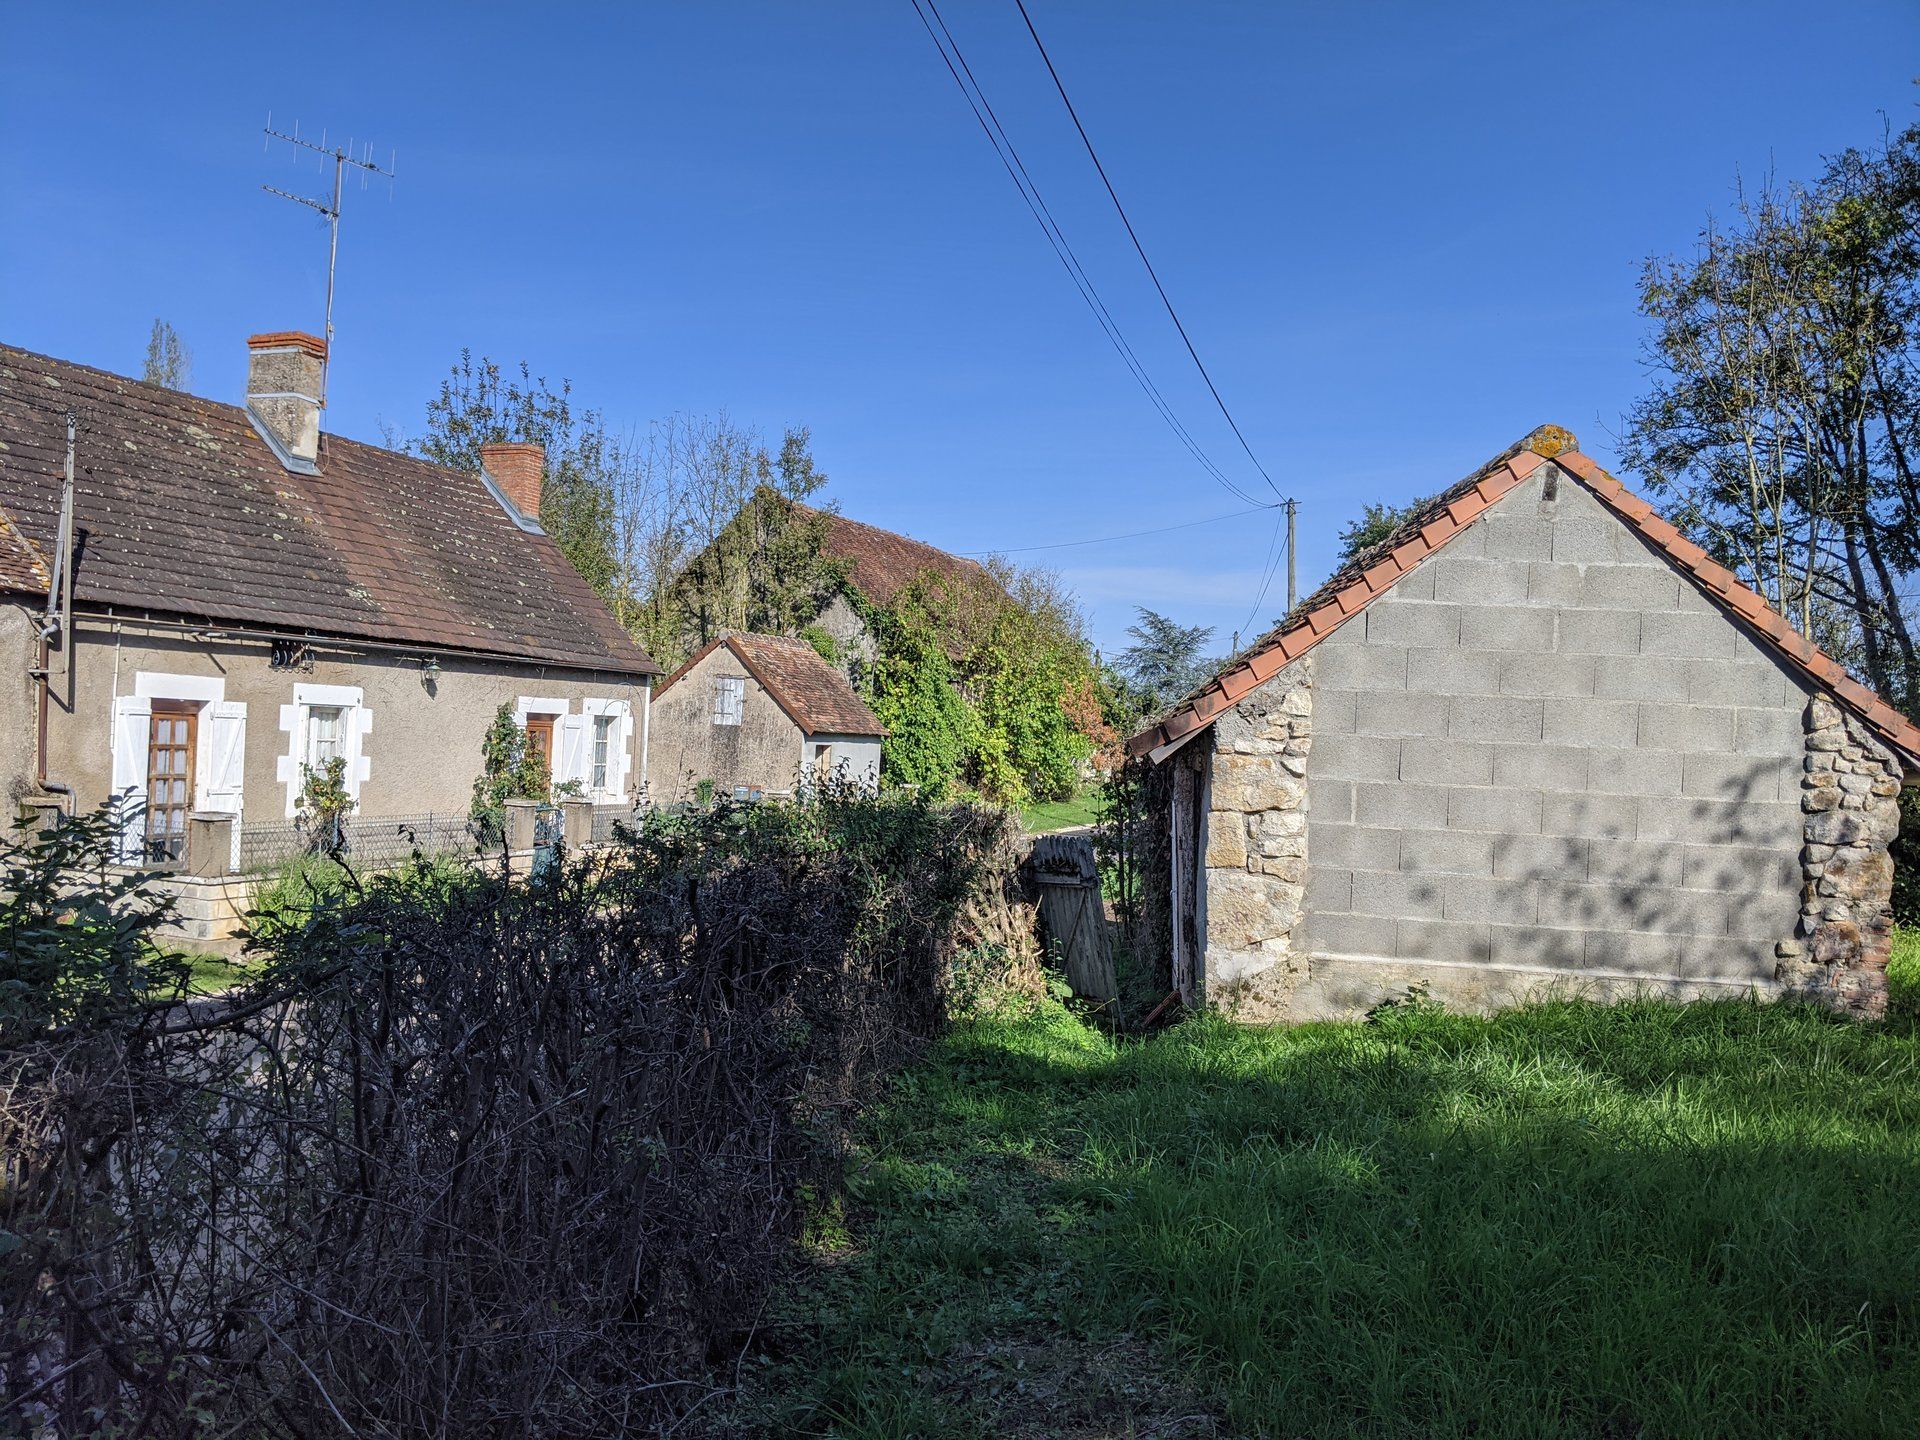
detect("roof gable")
(1129, 427), (1920, 770)
(656, 632), (883, 737)
(0, 342), (660, 676)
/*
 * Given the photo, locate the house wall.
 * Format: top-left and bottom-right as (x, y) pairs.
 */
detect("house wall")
(804, 732), (882, 792)
(41, 616), (651, 827)
(812, 592), (876, 675)
(648, 644), (804, 801)
(1, 599), (39, 808)
(1198, 461), (1861, 1021)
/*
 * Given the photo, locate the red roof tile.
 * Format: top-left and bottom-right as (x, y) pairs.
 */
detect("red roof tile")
(656, 632), (883, 737)
(793, 503), (991, 608)
(1129, 427), (1920, 769)
(0, 342), (660, 675)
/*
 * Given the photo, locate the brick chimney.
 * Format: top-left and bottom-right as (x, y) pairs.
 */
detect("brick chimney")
(479, 441), (544, 521)
(245, 332), (325, 473)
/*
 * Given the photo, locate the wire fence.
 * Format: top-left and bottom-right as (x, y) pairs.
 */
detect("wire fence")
(236, 812), (483, 875)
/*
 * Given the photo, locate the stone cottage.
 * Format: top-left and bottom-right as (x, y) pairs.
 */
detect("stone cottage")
(649, 631), (883, 801)
(0, 332), (662, 865)
(1128, 427), (1917, 1021)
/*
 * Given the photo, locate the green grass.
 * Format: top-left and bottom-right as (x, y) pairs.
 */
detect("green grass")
(1018, 787), (1102, 834)
(727, 996), (1920, 1439)
(1891, 924), (1919, 1014)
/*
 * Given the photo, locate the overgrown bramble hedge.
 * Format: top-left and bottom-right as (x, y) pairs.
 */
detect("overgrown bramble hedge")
(1, 789), (1008, 1437)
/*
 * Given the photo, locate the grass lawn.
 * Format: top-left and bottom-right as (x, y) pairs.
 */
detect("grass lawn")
(723, 995), (1920, 1439)
(1019, 788), (1103, 834)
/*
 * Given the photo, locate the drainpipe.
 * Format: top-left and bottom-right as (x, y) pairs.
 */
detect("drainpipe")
(32, 409), (77, 813)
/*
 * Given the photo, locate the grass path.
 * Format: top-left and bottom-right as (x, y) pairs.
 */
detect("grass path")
(720, 996), (1920, 1439)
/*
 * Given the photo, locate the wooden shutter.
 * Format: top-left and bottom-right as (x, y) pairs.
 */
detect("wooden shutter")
(110, 695), (153, 862)
(205, 700), (247, 870)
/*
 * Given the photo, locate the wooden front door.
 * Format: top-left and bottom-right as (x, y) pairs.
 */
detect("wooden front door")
(146, 703), (197, 862)
(525, 714), (555, 789)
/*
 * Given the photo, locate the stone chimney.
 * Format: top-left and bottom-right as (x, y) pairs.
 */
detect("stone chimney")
(479, 441), (544, 521)
(245, 332), (325, 473)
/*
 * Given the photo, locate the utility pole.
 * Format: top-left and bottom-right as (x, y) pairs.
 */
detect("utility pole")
(1285, 498), (1298, 611)
(262, 118), (395, 409)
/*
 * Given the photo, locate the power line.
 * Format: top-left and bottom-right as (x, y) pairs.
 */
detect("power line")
(1238, 505), (1288, 643)
(958, 501), (1269, 555)
(909, 0), (1266, 508)
(1014, 0), (1284, 502)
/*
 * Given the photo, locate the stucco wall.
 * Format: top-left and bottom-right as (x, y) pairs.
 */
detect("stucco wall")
(0, 600), (39, 808)
(649, 645), (804, 801)
(805, 732), (882, 792)
(812, 592), (875, 676)
(42, 617), (651, 823)
(1265, 461), (1812, 1017)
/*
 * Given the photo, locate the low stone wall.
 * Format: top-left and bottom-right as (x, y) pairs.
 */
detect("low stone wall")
(1199, 657), (1313, 1019)
(1779, 696), (1903, 1017)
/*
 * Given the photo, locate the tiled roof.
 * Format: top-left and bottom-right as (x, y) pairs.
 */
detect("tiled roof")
(657, 632), (884, 737)
(795, 502), (991, 608)
(1128, 426), (1920, 769)
(0, 502), (48, 594)
(0, 342), (661, 676)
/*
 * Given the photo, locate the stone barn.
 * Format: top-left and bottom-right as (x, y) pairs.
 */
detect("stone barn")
(1129, 427), (1918, 1022)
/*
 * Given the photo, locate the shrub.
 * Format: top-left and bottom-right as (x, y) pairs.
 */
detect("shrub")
(1, 787), (1011, 1436)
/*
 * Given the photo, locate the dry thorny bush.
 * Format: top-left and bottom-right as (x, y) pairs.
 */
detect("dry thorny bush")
(1, 791), (1013, 1438)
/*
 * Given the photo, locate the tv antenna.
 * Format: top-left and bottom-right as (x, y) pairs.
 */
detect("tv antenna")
(261, 115), (395, 407)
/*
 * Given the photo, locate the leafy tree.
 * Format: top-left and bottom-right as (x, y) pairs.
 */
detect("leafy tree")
(469, 704), (550, 840)
(141, 319), (190, 390)
(415, 352), (625, 612)
(865, 599), (976, 797)
(1625, 120), (1920, 714)
(1116, 608), (1216, 715)
(1336, 496), (1429, 566)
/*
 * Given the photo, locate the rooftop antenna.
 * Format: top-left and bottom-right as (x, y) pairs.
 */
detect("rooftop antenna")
(261, 115), (396, 408)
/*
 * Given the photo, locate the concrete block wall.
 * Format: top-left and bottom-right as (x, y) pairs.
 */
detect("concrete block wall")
(1293, 463), (1809, 1015)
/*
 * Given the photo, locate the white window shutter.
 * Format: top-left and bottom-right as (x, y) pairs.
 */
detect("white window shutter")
(557, 713), (589, 789)
(110, 696), (152, 862)
(205, 700), (248, 870)
(611, 700), (634, 799)
(346, 704), (373, 796)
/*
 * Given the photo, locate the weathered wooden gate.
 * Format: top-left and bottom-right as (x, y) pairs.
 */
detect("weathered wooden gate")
(1028, 832), (1119, 1012)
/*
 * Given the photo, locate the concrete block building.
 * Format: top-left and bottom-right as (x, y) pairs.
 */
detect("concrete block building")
(1130, 427), (1918, 1022)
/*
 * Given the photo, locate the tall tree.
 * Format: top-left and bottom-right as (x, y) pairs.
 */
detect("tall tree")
(141, 319), (190, 391)
(1116, 608), (1216, 715)
(1625, 121), (1920, 712)
(414, 352), (625, 611)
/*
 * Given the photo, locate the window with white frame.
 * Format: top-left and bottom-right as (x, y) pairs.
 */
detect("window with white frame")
(590, 714), (615, 791)
(713, 676), (745, 727)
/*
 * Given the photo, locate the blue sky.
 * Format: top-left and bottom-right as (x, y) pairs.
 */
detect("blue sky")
(2, 3), (1914, 656)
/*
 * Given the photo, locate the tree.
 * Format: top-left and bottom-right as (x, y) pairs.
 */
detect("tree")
(1624, 121), (1920, 714)
(1335, 496), (1429, 566)
(1116, 608), (1216, 714)
(415, 352), (625, 612)
(469, 703), (549, 841)
(141, 319), (190, 390)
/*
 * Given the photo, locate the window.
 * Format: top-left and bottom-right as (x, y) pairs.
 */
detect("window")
(305, 706), (344, 772)
(713, 676), (745, 726)
(814, 743), (834, 780)
(591, 714), (615, 792)
(145, 703), (197, 863)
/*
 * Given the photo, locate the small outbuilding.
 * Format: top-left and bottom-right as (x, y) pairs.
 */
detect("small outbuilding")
(1129, 427), (1919, 1022)
(649, 632), (884, 801)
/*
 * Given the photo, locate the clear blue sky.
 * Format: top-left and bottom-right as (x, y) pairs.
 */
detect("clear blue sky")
(3, 3), (1914, 656)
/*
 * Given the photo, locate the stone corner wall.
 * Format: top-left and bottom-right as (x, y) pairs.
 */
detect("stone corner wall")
(1199, 656), (1313, 1020)
(1778, 695), (1903, 1018)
